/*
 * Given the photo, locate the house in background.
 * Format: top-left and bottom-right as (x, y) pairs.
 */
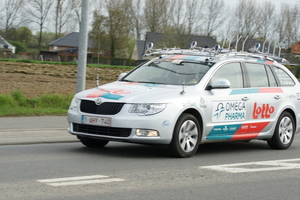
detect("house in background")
(131, 40), (146, 61)
(291, 42), (300, 57)
(48, 32), (94, 52)
(131, 32), (217, 61)
(0, 35), (16, 54)
(42, 32), (95, 62)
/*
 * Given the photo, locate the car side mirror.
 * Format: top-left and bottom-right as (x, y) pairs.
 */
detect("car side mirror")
(206, 78), (230, 90)
(118, 72), (127, 80)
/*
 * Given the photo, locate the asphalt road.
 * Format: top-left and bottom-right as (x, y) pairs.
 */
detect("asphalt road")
(0, 116), (77, 145)
(1, 138), (300, 200)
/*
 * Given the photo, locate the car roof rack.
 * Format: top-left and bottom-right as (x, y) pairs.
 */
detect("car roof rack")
(143, 39), (290, 65)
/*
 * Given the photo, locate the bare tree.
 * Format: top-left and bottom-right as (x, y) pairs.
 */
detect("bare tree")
(91, 2), (108, 56)
(202, 0), (225, 37)
(0, 0), (25, 38)
(54, 0), (72, 39)
(68, 0), (82, 30)
(129, 0), (144, 39)
(257, 1), (276, 40)
(27, 0), (54, 51)
(143, 0), (171, 33)
(231, 0), (261, 38)
(104, 0), (133, 57)
(186, 0), (204, 35)
(168, 0), (186, 35)
(274, 3), (300, 48)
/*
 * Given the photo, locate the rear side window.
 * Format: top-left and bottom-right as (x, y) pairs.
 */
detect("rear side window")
(272, 67), (295, 86)
(245, 63), (270, 87)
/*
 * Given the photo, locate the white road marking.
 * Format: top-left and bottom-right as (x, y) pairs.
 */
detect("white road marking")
(38, 175), (108, 183)
(37, 175), (125, 186)
(199, 158), (300, 173)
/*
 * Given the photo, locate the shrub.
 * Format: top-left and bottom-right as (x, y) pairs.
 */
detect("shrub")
(8, 41), (26, 54)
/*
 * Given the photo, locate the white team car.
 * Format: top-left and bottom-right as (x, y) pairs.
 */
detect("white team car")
(68, 43), (300, 157)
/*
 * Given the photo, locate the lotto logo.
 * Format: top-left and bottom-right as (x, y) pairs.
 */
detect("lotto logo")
(252, 102), (274, 119)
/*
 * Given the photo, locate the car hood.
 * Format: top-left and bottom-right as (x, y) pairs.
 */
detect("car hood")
(75, 81), (194, 103)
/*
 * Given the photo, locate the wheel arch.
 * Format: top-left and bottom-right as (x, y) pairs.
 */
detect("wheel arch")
(281, 108), (297, 129)
(181, 108), (203, 133)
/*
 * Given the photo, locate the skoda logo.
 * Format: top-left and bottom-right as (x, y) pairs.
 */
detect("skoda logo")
(95, 98), (102, 105)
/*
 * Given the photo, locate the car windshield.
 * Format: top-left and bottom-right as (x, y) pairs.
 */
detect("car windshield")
(121, 60), (212, 85)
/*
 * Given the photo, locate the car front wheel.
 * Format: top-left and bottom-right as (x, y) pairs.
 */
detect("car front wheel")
(77, 136), (109, 148)
(168, 113), (201, 158)
(267, 111), (295, 149)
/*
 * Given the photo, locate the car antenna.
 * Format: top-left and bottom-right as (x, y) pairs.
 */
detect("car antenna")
(96, 74), (99, 86)
(180, 70), (186, 95)
(96, 40), (101, 87)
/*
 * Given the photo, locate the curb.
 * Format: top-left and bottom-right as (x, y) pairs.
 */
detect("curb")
(0, 137), (79, 146)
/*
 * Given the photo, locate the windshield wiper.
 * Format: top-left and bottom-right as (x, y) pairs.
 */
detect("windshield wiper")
(121, 79), (134, 82)
(137, 81), (161, 84)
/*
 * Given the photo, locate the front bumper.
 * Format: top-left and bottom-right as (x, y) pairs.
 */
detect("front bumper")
(67, 104), (179, 145)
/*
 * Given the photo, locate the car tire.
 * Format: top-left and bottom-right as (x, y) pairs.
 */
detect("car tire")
(267, 111), (295, 149)
(77, 136), (109, 148)
(168, 113), (201, 158)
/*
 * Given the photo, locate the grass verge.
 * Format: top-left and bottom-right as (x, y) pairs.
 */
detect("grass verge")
(0, 90), (73, 117)
(0, 58), (135, 69)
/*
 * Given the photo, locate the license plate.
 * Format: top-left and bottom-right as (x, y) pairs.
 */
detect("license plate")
(82, 116), (112, 126)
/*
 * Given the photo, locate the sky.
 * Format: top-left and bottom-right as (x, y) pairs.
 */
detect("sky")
(223, 0), (300, 9)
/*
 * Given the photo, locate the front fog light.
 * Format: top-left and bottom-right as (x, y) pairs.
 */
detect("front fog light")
(136, 129), (159, 137)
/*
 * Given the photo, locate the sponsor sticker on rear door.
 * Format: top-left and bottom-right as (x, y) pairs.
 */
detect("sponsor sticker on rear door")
(212, 101), (247, 122)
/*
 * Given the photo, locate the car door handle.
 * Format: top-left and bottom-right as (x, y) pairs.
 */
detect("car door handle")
(241, 97), (249, 101)
(274, 95), (281, 100)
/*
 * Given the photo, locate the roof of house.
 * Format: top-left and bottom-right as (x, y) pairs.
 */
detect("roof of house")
(134, 40), (146, 60)
(145, 32), (216, 49)
(0, 35), (14, 47)
(48, 32), (94, 48)
(132, 32), (217, 60)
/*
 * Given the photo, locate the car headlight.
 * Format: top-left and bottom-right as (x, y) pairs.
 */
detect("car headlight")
(129, 103), (166, 115)
(69, 97), (79, 110)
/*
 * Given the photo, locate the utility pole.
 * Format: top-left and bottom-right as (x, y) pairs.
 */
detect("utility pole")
(76, 0), (89, 93)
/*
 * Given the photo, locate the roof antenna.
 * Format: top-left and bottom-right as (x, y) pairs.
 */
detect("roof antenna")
(180, 70), (185, 95)
(222, 38), (227, 49)
(278, 37), (286, 57)
(273, 41), (276, 56)
(235, 35), (242, 51)
(262, 39), (267, 53)
(268, 41), (271, 54)
(242, 35), (249, 52)
(228, 36), (234, 52)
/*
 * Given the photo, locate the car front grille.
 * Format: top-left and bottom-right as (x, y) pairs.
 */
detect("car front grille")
(73, 123), (131, 137)
(80, 100), (125, 115)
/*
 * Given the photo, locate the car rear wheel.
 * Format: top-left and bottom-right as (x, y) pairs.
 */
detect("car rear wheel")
(77, 136), (109, 148)
(267, 111), (295, 149)
(168, 113), (201, 158)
